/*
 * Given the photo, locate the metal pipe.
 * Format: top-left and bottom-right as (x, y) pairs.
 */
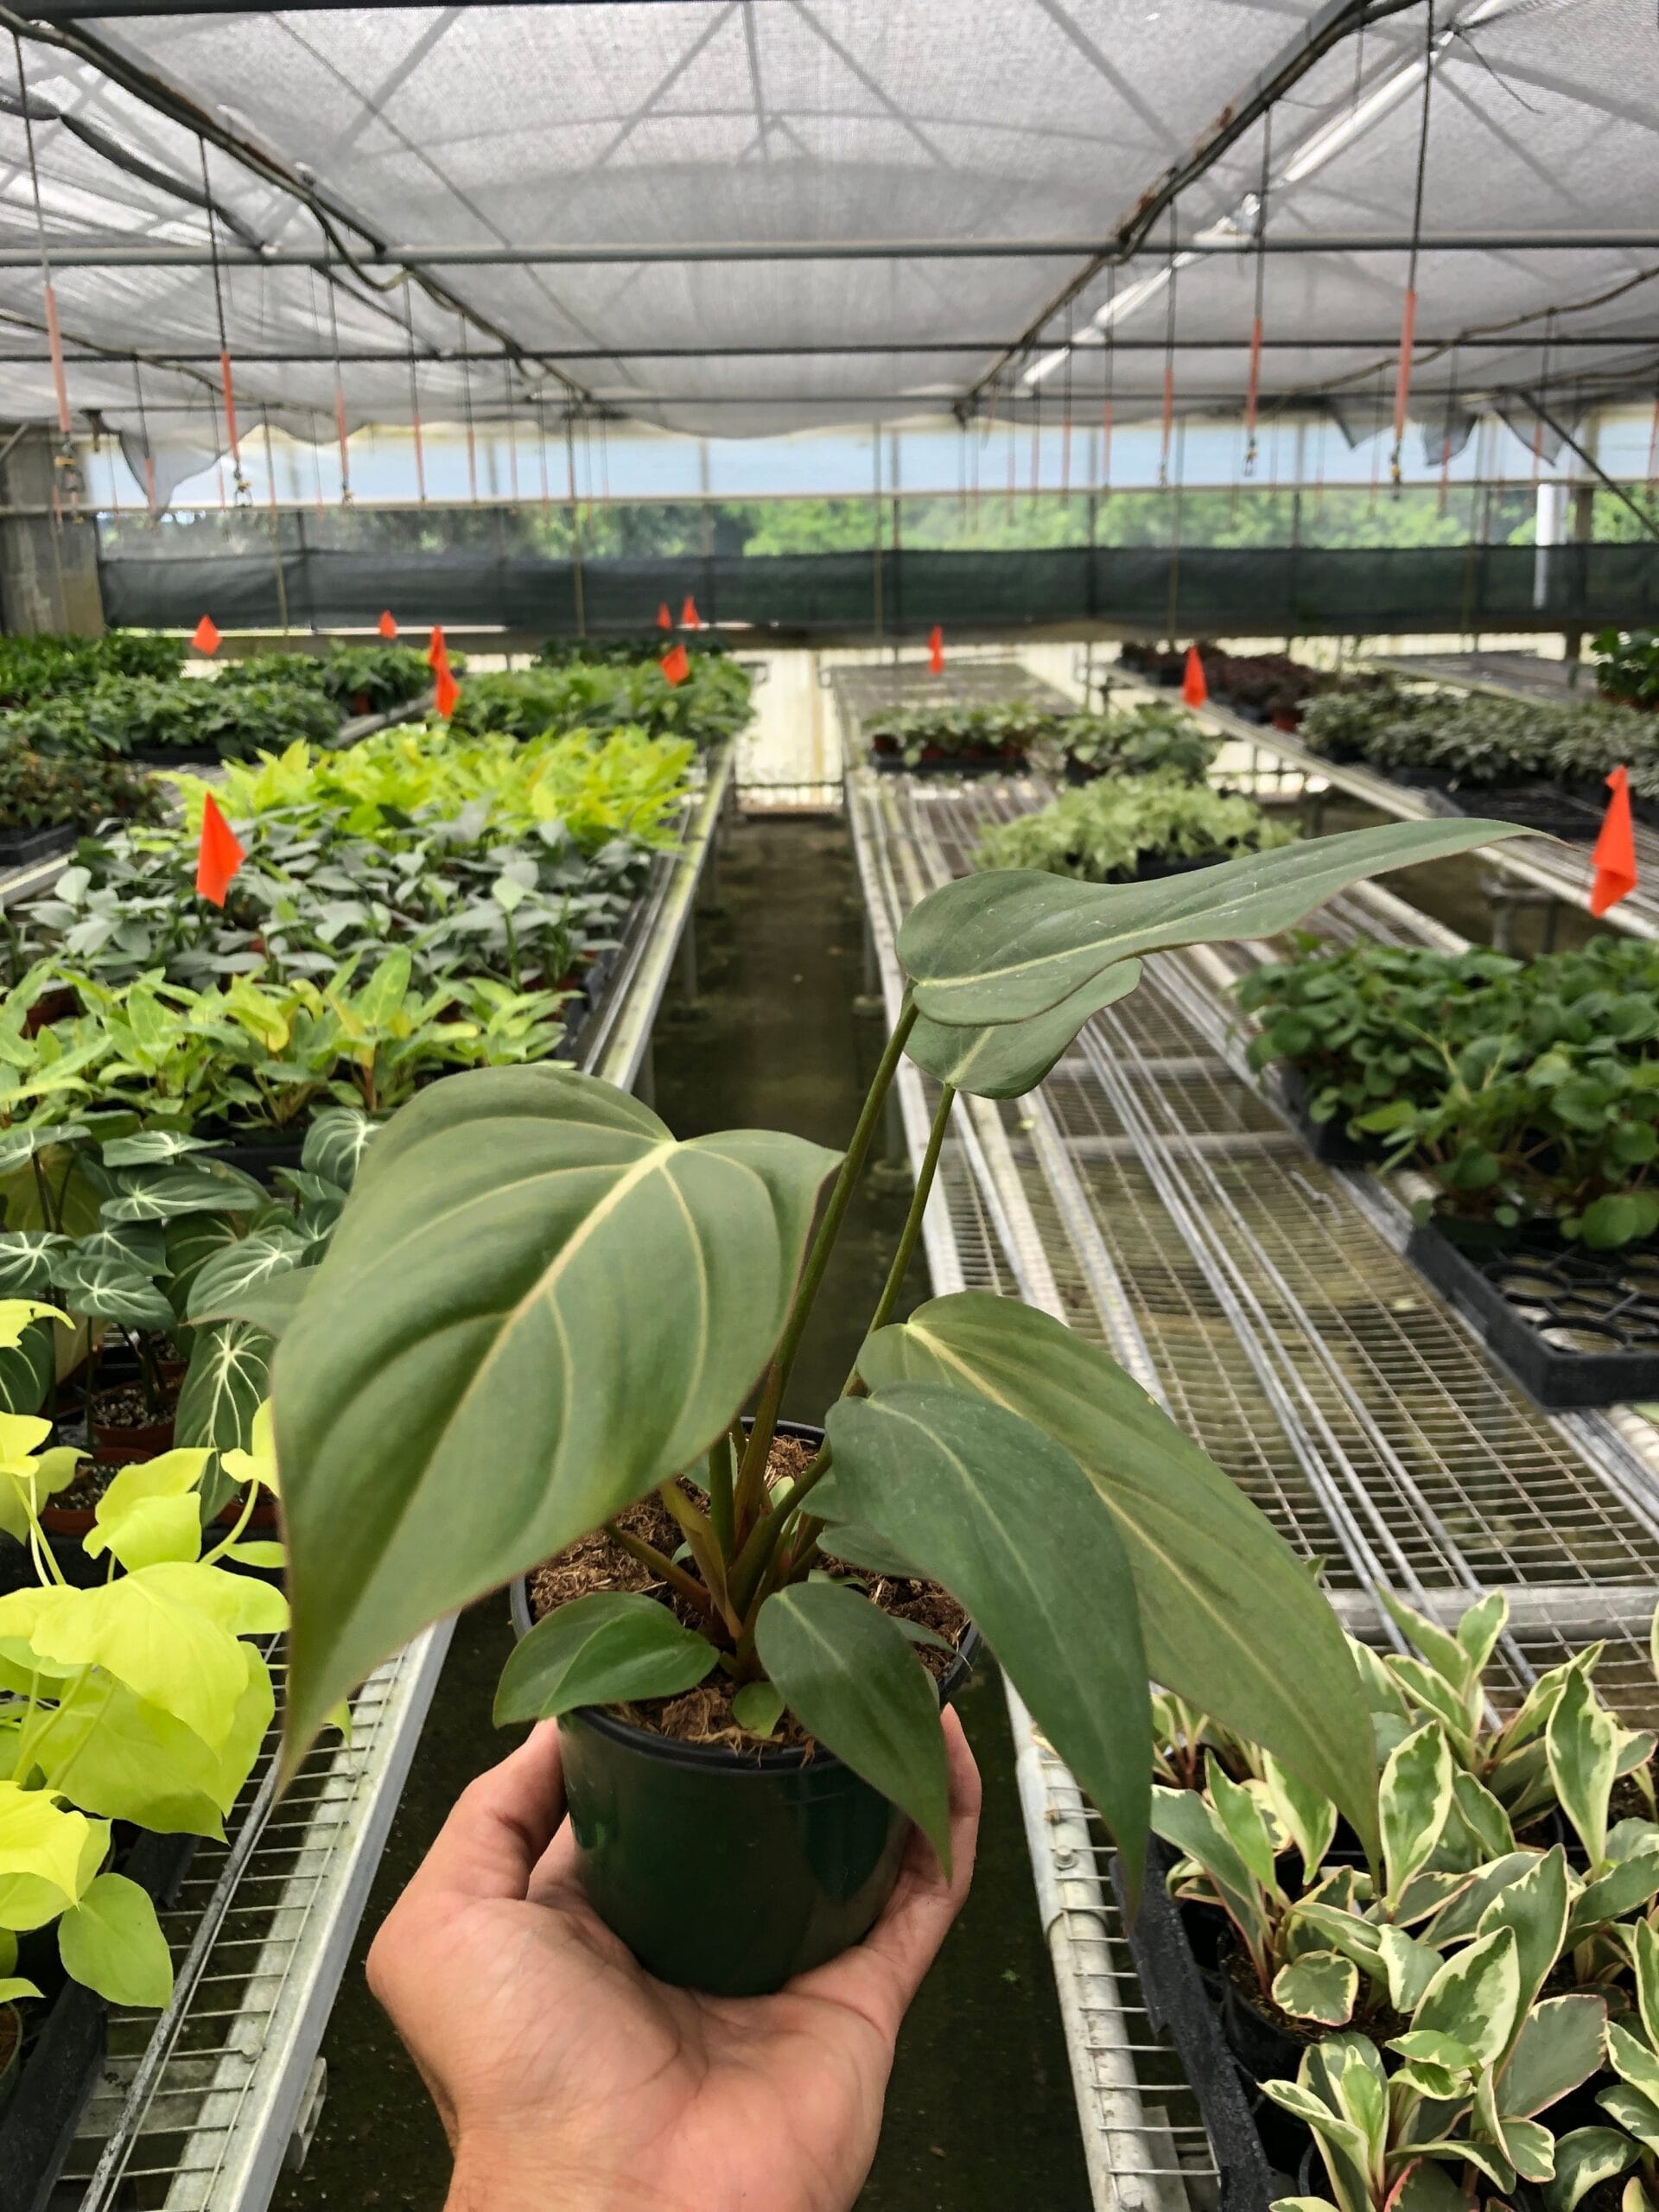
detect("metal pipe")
(1, 232), (1656, 270)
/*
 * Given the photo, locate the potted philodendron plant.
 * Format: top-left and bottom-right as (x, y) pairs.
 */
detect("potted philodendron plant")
(232, 817), (1525, 1997)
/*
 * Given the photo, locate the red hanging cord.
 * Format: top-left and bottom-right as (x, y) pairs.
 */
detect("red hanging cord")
(1390, 0), (1437, 484)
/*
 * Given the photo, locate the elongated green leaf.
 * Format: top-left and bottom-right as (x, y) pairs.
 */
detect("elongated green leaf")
(1151, 1784), (1273, 1965)
(898, 821), (1529, 1027)
(1499, 1995), (1607, 2120)
(1377, 1926), (1441, 2013)
(493, 1592), (716, 1724)
(756, 1580), (953, 1871)
(853, 1293), (1379, 1860)
(1381, 1723), (1453, 1908)
(1546, 2130), (1637, 2212)
(1262, 1751), (1338, 1873)
(906, 961), (1142, 1098)
(1567, 1845), (1659, 1941)
(1478, 1846), (1568, 2037)
(821, 1382), (1152, 1889)
(101, 1165), (264, 1224)
(102, 1131), (216, 1168)
(1549, 1662), (1619, 1870)
(174, 1321), (273, 1456)
(1210, 1762), (1276, 1891)
(274, 1069), (838, 1767)
(1636, 1919), (1659, 2052)
(57, 1871), (173, 2007)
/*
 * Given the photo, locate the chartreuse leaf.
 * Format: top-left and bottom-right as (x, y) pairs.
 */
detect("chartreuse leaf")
(0, 1780), (100, 1929)
(1549, 1661), (1620, 1870)
(493, 1593), (717, 1725)
(84, 1449), (212, 1573)
(853, 1294), (1379, 1862)
(1273, 1951), (1357, 2026)
(270, 1068), (838, 1770)
(731, 1682), (785, 1738)
(756, 1581), (953, 1872)
(1414, 1925), (1522, 2068)
(57, 1872), (173, 2007)
(821, 1383), (1152, 1891)
(897, 819), (1529, 1028)
(0, 1298), (68, 1351)
(906, 961), (1143, 1098)
(1547, 2130), (1637, 2212)
(1380, 1724), (1453, 1910)
(1498, 1995), (1608, 2120)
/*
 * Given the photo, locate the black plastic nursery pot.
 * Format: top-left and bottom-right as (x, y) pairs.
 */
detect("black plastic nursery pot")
(509, 1422), (979, 1999)
(1278, 1069), (1381, 1169)
(0, 824), (76, 871)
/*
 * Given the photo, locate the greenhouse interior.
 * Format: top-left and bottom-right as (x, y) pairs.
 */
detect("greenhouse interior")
(4, 1), (1659, 2208)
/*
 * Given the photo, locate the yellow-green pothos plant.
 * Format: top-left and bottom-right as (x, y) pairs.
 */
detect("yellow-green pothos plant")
(235, 818), (1528, 1884)
(0, 1353), (286, 2012)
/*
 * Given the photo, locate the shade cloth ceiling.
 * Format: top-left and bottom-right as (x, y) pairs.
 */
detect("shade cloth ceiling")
(0, 0), (1652, 462)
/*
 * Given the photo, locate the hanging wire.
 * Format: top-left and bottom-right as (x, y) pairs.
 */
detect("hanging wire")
(1244, 111), (1272, 475)
(460, 315), (479, 503)
(322, 245), (353, 505)
(198, 137), (249, 504)
(503, 365), (520, 503)
(1159, 200), (1179, 491)
(1439, 346), (1459, 514)
(12, 30), (81, 512)
(1647, 378), (1659, 499)
(1005, 380), (1016, 515)
(536, 397), (551, 514)
(404, 283), (427, 504)
(1369, 380), (1386, 511)
(1101, 263), (1116, 499)
(1390, 0), (1437, 486)
(1532, 308), (1554, 488)
(131, 359), (158, 520)
(1059, 300), (1073, 505)
(1028, 369), (1041, 508)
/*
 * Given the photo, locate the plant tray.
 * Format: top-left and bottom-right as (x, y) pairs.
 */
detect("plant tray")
(1407, 1220), (1659, 1409)
(127, 742), (223, 768)
(1386, 772), (1605, 845)
(868, 749), (1027, 777)
(1109, 1837), (1278, 2212)
(1278, 1071), (1379, 1167)
(0, 1827), (197, 2212)
(0, 825), (76, 872)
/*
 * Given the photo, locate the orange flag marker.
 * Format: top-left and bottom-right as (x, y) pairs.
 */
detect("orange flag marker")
(679, 595), (701, 630)
(1181, 644), (1209, 709)
(1591, 765), (1638, 917)
(927, 624), (945, 675)
(660, 643), (690, 687)
(191, 614), (221, 657)
(378, 610), (398, 639)
(426, 624), (447, 672)
(434, 661), (460, 718)
(656, 602), (673, 631)
(196, 793), (245, 907)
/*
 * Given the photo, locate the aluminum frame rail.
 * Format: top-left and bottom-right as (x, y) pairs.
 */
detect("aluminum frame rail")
(841, 710), (1659, 2206)
(48, 743), (734, 2212)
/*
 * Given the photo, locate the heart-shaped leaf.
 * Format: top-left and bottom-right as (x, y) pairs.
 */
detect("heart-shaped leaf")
(855, 1293), (1380, 1861)
(756, 1580), (954, 1871)
(186, 1230), (305, 1323)
(821, 1381), (1151, 1889)
(898, 820), (1529, 1027)
(272, 1067), (838, 1769)
(493, 1592), (717, 1723)
(175, 1321), (273, 1455)
(300, 1107), (378, 1191)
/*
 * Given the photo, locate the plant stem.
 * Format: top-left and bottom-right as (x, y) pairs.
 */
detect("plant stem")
(847, 1079), (956, 1390)
(733, 996), (917, 1527)
(728, 1443), (833, 1621)
(656, 1480), (741, 1637)
(604, 1520), (722, 1628)
(706, 1433), (734, 1561)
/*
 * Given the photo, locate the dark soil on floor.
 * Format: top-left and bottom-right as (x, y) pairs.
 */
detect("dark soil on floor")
(270, 812), (1090, 2212)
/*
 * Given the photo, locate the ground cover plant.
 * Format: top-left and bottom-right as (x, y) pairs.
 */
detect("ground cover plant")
(976, 771), (1296, 882)
(0, 677), (340, 764)
(449, 656), (750, 749)
(1238, 936), (1659, 1247)
(213, 810), (1529, 1998)
(1058, 700), (1219, 782)
(0, 632), (183, 709)
(0, 747), (162, 837)
(1303, 681), (1657, 802)
(216, 644), (434, 715)
(863, 700), (1055, 766)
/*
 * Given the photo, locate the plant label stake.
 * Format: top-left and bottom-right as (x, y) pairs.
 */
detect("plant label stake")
(195, 793), (245, 907)
(928, 626), (945, 676)
(1591, 765), (1638, 917)
(192, 615), (221, 658)
(1182, 645), (1208, 709)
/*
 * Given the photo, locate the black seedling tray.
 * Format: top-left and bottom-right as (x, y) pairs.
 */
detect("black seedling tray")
(1408, 1220), (1659, 1409)
(0, 825), (76, 871)
(1110, 1837), (1278, 2212)
(868, 749), (1027, 777)
(0, 1827), (197, 2212)
(1279, 1071), (1380, 1167)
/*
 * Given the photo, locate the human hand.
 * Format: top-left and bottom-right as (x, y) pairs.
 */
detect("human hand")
(367, 1707), (982, 2212)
